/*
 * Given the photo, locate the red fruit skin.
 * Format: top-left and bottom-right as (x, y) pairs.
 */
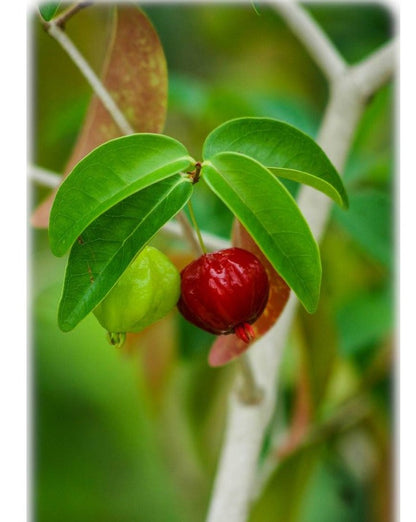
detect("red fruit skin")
(177, 248), (270, 336)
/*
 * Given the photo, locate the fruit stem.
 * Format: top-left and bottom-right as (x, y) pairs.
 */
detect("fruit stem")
(236, 353), (263, 405)
(187, 199), (207, 255)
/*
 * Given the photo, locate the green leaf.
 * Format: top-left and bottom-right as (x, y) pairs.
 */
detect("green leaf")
(202, 152), (321, 313)
(299, 456), (365, 522)
(250, 443), (322, 522)
(203, 117), (348, 208)
(332, 188), (392, 267)
(58, 175), (192, 332)
(49, 134), (193, 256)
(38, 2), (60, 21)
(299, 297), (338, 412)
(336, 285), (393, 358)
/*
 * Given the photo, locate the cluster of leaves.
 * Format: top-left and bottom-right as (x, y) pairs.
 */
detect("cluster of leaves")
(49, 117), (348, 333)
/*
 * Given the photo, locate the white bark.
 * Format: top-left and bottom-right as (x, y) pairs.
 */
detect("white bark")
(206, 295), (298, 522)
(270, 1), (347, 82)
(29, 165), (61, 188)
(350, 40), (397, 99)
(206, 5), (396, 522)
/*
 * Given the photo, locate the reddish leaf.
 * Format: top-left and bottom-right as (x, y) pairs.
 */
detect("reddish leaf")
(208, 220), (290, 367)
(208, 334), (250, 367)
(32, 6), (168, 227)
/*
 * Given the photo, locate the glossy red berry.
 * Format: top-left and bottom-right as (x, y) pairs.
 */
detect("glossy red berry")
(177, 247), (270, 343)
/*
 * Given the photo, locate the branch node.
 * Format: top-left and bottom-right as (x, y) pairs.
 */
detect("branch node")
(236, 353), (264, 406)
(236, 385), (264, 406)
(40, 1), (93, 30)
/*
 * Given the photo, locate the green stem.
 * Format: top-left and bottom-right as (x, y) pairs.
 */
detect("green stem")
(187, 200), (207, 254)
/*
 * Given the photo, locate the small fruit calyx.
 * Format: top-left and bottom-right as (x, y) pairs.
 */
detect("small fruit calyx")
(94, 246), (180, 347)
(177, 247), (270, 343)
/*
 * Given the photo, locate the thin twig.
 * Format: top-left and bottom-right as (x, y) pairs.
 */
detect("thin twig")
(41, 14), (203, 254)
(49, 1), (93, 28)
(29, 166), (61, 188)
(272, 2), (347, 82)
(45, 22), (134, 135)
(29, 164), (230, 252)
(351, 39), (398, 99)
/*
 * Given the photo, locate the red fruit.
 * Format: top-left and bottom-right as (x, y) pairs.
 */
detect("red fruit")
(177, 247), (270, 343)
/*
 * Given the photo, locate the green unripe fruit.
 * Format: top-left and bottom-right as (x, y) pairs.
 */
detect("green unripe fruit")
(94, 246), (180, 340)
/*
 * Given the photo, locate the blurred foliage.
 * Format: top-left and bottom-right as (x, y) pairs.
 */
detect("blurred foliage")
(31, 2), (394, 521)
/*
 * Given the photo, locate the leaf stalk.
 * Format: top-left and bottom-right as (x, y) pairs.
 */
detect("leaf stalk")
(187, 199), (207, 255)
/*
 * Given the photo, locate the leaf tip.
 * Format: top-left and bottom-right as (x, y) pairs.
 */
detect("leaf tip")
(48, 233), (66, 257)
(58, 319), (73, 333)
(300, 285), (321, 314)
(58, 306), (76, 333)
(304, 301), (318, 314)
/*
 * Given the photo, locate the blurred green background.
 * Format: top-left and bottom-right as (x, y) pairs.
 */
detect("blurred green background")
(31, 2), (394, 521)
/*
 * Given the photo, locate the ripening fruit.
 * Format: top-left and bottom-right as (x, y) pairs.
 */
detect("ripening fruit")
(177, 247), (270, 343)
(94, 246), (180, 340)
